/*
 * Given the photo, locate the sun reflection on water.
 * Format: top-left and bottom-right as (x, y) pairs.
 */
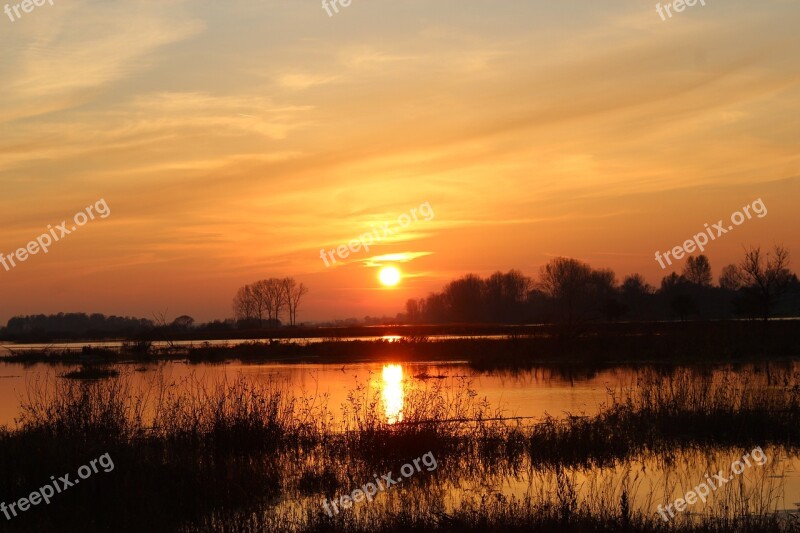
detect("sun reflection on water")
(381, 364), (404, 424)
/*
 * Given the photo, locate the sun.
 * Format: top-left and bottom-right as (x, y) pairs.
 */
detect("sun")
(378, 266), (401, 287)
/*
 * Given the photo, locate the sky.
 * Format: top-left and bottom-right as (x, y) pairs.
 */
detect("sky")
(0, 0), (799, 324)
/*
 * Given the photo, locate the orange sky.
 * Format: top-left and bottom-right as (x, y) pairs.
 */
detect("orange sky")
(1, 0), (799, 324)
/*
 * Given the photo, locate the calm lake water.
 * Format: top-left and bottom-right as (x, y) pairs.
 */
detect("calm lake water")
(0, 360), (637, 427)
(2, 359), (799, 519)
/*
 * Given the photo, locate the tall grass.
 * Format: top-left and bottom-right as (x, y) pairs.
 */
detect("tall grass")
(183, 462), (798, 533)
(2, 367), (800, 532)
(528, 368), (800, 466)
(18, 371), (146, 442)
(149, 374), (313, 451)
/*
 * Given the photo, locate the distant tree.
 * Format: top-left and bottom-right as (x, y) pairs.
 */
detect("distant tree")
(502, 270), (533, 303)
(245, 279), (281, 325)
(538, 257), (594, 331)
(660, 272), (684, 291)
(265, 279), (287, 323)
(525, 288), (551, 323)
(394, 252), (798, 325)
(233, 284), (257, 322)
(197, 319), (235, 332)
(622, 274), (654, 298)
(171, 315), (195, 330)
(590, 268), (617, 300)
(590, 269), (624, 321)
(405, 299), (421, 324)
(282, 277), (309, 326)
(233, 277), (306, 327)
(1, 313), (152, 341)
(485, 270), (532, 323)
(659, 273), (700, 319)
(422, 292), (448, 323)
(683, 255), (713, 286)
(737, 245), (792, 321)
(443, 274), (485, 322)
(250, 280), (270, 323)
(620, 274), (654, 319)
(719, 264), (742, 291)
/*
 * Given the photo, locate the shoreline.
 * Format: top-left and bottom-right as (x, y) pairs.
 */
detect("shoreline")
(2, 320), (799, 370)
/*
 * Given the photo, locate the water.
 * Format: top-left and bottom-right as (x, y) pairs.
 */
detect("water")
(0, 360), (635, 428)
(272, 445), (800, 522)
(2, 359), (799, 521)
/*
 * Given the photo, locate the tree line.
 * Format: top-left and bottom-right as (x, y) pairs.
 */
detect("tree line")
(404, 245), (799, 327)
(0, 277), (309, 341)
(232, 277), (308, 327)
(0, 313), (152, 341)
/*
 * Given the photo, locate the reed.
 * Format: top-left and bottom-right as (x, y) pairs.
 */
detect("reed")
(2, 367), (799, 532)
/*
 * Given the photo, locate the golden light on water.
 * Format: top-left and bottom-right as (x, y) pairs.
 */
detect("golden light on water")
(381, 364), (404, 424)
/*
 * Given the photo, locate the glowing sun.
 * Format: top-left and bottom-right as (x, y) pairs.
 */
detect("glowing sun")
(378, 266), (402, 287)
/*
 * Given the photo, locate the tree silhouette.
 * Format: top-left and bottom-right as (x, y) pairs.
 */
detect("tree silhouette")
(485, 270), (532, 323)
(171, 315), (195, 330)
(394, 246), (798, 327)
(538, 257), (594, 333)
(232, 277), (308, 327)
(442, 275), (485, 323)
(719, 264), (742, 291)
(233, 284), (257, 322)
(737, 245), (792, 321)
(282, 278), (309, 326)
(683, 255), (712, 286)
